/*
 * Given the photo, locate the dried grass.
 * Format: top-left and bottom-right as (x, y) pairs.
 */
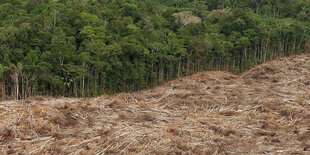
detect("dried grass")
(0, 54), (309, 154)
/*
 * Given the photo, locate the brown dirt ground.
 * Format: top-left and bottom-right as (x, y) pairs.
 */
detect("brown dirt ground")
(0, 54), (310, 155)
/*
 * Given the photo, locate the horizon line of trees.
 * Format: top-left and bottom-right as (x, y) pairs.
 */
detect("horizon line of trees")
(0, 0), (309, 99)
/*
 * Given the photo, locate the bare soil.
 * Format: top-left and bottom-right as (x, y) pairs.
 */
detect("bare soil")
(0, 54), (309, 155)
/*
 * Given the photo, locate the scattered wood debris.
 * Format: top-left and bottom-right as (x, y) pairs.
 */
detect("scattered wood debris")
(0, 53), (309, 154)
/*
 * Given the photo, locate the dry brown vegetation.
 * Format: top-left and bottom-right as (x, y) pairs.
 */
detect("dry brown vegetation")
(0, 54), (310, 155)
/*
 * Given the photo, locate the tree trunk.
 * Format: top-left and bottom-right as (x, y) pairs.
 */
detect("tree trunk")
(82, 62), (86, 97)
(186, 56), (190, 75)
(0, 80), (3, 99)
(12, 72), (19, 100)
(177, 58), (181, 78)
(293, 37), (296, 53)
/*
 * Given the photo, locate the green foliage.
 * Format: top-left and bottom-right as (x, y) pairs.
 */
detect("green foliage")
(0, 0), (309, 98)
(0, 64), (5, 79)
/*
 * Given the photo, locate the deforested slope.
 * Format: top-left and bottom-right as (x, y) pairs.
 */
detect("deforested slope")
(0, 53), (309, 154)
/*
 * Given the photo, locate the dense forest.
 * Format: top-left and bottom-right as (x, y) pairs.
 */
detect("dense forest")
(0, 0), (309, 99)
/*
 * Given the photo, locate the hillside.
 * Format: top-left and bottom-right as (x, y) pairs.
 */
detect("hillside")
(0, 53), (310, 154)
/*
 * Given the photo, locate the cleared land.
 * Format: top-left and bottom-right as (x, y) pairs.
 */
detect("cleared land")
(0, 54), (309, 155)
